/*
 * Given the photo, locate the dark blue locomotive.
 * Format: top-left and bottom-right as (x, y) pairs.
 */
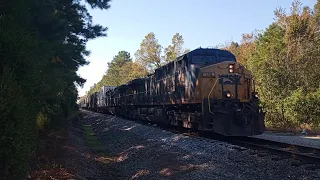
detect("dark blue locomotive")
(79, 48), (265, 136)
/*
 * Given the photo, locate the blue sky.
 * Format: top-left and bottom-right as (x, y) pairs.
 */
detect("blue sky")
(77, 0), (317, 96)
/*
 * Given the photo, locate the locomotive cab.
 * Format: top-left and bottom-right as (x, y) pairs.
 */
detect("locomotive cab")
(165, 47), (265, 136)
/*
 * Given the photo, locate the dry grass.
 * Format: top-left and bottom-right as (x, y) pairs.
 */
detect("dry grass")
(28, 115), (122, 179)
(28, 130), (76, 179)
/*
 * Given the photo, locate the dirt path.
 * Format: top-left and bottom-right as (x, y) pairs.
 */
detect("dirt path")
(28, 116), (122, 179)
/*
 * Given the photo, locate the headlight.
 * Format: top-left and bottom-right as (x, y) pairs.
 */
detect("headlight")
(228, 64), (235, 73)
(226, 93), (231, 98)
(252, 92), (259, 100)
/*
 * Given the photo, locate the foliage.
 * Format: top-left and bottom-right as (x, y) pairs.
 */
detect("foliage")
(128, 61), (149, 80)
(36, 112), (50, 132)
(283, 89), (320, 127)
(105, 51), (133, 86)
(163, 33), (188, 63)
(223, 32), (259, 66)
(224, 0), (320, 130)
(134, 32), (190, 73)
(135, 32), (163, 72)
(87, 32), (189, 95)
(87, 51), (148, 95)
(0, 0), (111, 178)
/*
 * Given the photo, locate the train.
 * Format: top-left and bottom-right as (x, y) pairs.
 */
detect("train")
(79, 48), (265, 136)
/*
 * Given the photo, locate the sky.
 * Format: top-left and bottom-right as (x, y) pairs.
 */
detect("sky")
(77, 0), (317, 96)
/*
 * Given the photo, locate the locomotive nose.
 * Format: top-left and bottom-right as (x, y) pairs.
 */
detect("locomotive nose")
(198, 61), (264, 136)
(198, 61), (243, 100)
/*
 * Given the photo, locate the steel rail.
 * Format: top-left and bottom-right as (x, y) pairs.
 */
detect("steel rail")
(230, 136), (320, 165)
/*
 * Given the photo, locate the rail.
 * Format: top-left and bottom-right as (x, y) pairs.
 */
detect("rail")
(233, 136), (320, 166)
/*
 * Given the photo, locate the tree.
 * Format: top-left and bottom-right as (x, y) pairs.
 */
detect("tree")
(223, 41), (240, 58)
(223, 32), (258, 66)
(164, 33), (187, 62)
(107, 51), (133, 86)
(135, 32), (163, 72)
(184, 49), (191, 54)
(128, 61), (149, 80)
(0, 0), (111, 178)
(86, 50), (148, 94)
(220, 0), (320, 130)
(108, 51), (132, 68)
(245, 0), (320, 128)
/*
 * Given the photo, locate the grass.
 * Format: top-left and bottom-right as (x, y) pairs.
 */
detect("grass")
(82, 124), (118, 164)
(83, 124), (106, 154)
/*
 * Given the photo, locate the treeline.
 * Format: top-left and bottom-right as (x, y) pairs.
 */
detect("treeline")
(86, 32), (189, 95)
(0, 0), (111, 179)
(224, 0), (320, 131)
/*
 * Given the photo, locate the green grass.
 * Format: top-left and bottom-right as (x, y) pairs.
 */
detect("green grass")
(83, 124), (106, 154)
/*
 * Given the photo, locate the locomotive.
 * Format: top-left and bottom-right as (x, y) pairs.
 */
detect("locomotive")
(79, 48), (265, 136)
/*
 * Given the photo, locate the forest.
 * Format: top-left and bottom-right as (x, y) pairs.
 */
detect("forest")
(224, 0), (320, 131)
(0, 0), (111, 179)
(87, 0), (320, 132)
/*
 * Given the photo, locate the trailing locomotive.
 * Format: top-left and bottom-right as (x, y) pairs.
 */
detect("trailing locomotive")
(79, 48), (265, 136)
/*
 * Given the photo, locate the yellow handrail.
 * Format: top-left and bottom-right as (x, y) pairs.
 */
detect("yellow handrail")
(201, 78), (220, 115)
(207, 78), (220, 114)
(201, 79), (213, 115)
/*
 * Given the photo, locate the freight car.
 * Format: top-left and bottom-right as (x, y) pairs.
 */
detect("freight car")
(79, 48), (265, 136)
(96, 86), (117, 113)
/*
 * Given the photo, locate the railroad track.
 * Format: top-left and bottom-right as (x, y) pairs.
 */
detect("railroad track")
(230, 136), (320, 169)
(153, 123), (320, 170)
(89, 110), (320, 170)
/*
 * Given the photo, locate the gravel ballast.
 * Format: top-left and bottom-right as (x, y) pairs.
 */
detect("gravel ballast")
(82, 110), (320, 180)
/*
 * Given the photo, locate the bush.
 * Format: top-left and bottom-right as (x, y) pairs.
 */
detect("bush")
(284, 89), (320, 129)
(0, 69), (37, 179)
(36, 112), (50, 133)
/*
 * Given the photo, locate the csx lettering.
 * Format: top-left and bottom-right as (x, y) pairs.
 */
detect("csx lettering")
(218, 75), (242, 85)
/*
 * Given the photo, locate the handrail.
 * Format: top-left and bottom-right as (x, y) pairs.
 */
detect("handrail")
(201, 78), (220, 115)
(207, 78), (220, 114)
(201, 79), (213, 115)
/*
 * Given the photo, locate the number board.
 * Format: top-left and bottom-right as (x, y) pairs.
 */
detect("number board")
(202, 72), (215, 78)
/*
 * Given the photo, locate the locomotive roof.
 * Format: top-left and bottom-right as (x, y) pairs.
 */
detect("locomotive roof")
(177, 48), (236, 62)
(126, 78), (145, 85)
(106, 48), (237, 93)
(118, 84), (128, 89)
